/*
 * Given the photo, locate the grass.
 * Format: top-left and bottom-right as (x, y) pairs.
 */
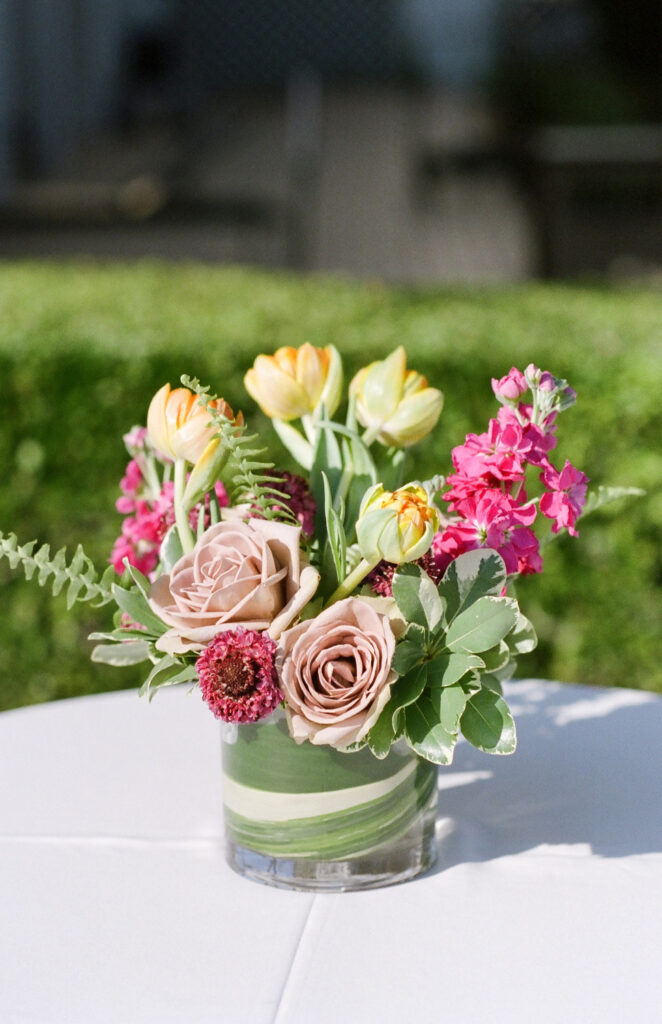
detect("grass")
(0, 261), (661, 711)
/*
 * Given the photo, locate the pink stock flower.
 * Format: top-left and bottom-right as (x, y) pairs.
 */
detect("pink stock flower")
(539, 460), (589, 536)
(452, 416), (532, 483)
(496, 407), (557, 465)
(196, 627), (282, 723)
(433, 491), (542, 576)
(491, 367), (528, 403)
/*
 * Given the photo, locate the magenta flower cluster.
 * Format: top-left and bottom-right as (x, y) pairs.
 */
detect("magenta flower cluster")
(433, 365), (588, 577)
(110, 427), (229, 579)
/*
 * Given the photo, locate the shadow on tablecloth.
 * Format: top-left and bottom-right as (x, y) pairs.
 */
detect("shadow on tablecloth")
(427, 679), (662, 872)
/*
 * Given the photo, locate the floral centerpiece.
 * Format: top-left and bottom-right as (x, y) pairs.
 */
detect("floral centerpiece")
(0, 345), (634, 890)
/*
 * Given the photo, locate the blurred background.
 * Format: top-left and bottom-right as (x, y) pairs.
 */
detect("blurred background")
(2, 0), (662, 280)
(1, 0), (661, 710)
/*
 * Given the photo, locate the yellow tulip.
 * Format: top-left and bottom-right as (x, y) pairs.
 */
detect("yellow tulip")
(147, 384), (241, 464)
(244, 343), (343, 421)
(349, 346), (443, 448)
(356, 482), (439, 564)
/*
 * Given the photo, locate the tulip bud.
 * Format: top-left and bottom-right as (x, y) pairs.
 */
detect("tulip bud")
(244, 343), (343, 422)
(356, 482), (440, 564)
(147, 384), (241, 464)
(349, 346), (443, 448)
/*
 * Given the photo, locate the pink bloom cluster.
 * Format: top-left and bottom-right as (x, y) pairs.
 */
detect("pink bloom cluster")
(110, 452), (228, 579)
(196, 627), (282, 722)
(433, 367), (588, 576)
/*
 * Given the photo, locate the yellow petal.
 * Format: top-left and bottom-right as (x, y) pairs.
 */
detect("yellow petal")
(296, 343), (326, 407)
(319, 345), (343, 418)
(248, 355), (311, 420)
(379, 388), (444, 447)
(146, 383), (174, 458)
(354, 346), (406, 428)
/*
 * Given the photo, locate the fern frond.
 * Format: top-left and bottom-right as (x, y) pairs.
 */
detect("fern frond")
(181, 374), (295, 524)
(0, 532), (115, 608)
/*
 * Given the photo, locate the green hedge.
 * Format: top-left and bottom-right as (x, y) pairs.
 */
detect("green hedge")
(1, 262), (660, 711)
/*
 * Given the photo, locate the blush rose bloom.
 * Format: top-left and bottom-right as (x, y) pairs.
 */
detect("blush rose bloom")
(149, 518), (320, 654)
(277, 597), (397, 748)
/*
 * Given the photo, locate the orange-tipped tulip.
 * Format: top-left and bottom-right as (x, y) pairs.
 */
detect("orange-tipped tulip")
(147, 384), (241, 464)
(244, 343), (343, 421)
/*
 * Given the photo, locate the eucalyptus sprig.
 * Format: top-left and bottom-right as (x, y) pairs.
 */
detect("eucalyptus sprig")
(0, 532), (115, 609)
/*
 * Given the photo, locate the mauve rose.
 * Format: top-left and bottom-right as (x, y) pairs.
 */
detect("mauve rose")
(278, 597), (397, 748)
(149, 518), (319, 654)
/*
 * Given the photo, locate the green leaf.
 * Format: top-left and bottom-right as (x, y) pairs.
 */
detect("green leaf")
(111, 583), (168, 636)
(310, 413), (344, 543)
(507, 611), (538, 654)
(392, 563), (444, 632)
(138, 656), (198, 700)
(160, 525), (184, 572)
(426, 651), (485, 688)
(439, 549), (507, 625)
(367, 664), (428, 758)
(339, 398), (378, 537)
(392, 639), (425, 677)
(445, 596), (518, 654)
(580, 485), (646, 519)
(91, 640), (152, 666)
(272, 419), (314, 470)
(460, 688), (517, 754)
(322, 471), (347, 586)
(434, 681), (474, 736)
(480, 641), (511, 673)
(404, 694), (458, 765)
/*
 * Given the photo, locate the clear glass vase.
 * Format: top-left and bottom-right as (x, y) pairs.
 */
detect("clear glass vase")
(220, 710), (439, 892)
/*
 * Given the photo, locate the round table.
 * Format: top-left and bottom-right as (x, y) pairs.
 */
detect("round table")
(1, 679), (661, 1023)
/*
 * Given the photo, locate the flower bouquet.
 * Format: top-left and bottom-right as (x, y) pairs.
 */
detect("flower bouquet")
(0, 345), (634, 890)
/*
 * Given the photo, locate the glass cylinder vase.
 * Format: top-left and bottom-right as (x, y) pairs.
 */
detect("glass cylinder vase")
(221, 710), (438, 892)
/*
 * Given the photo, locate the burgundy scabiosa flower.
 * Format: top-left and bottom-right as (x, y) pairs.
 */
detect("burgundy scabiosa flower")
(195, 627), (282, 723)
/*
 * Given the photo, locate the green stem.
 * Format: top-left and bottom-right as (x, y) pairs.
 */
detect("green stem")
(174, 459), (195, 554)
(361, 425), (381, 447)
(301, 414), (317, 446)
(324, 556), (379, 608)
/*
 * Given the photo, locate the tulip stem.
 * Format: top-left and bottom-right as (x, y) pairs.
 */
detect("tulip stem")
(301, 414), (317, 446)
(174, 459), (195, 554)
(324, 556), (379, 608)
(361, 426), (380, 447)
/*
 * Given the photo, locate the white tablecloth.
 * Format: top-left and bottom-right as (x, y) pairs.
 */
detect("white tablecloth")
(1, 679), (661, 1024)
